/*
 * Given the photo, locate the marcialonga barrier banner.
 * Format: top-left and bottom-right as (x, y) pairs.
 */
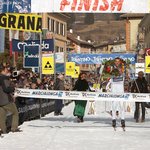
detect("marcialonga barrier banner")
(0, 13), (42, 32)
(15, 88), (150, 102)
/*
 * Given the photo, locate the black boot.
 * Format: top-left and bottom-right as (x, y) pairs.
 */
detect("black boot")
(112, 119), (116, 128)
(121, 120), (125, 128)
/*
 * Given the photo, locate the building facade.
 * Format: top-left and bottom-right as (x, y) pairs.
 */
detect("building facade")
(121, 14), (145, 52)
(42, 13), (69, 53)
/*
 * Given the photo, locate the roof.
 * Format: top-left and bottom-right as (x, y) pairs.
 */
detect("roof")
(67, 33), (93, 47)
(139, 14), (150, 27)
(120, 13), (146, 19)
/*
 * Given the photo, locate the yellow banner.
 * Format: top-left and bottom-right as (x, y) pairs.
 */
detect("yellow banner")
(42, 57), (54, 74)
(0, 13), (42, 32)
(66, 62), (75, 76)
(72, 66), (80, 78)
(145, 56), (150, 73)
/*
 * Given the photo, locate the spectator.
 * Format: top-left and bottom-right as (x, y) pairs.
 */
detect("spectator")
(73, 72), (90, 123)
(131, 71), (148, 122)
(53, 74), (65, 116)
(0, 65), (21, 134)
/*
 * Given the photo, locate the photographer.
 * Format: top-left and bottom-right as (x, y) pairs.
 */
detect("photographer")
(0, 65), (21, 134)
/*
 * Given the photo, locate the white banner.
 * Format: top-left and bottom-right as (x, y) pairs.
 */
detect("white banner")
(15, 88), (150, 102)
(135, 63), (145, 77)
(31, 0), (150, 13)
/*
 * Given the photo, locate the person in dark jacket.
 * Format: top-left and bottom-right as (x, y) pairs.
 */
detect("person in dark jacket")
(131, 71), (148, 122)
(73, 72), (90, 123)
(54, 74), (65, 116)
(0, 65), (20, 134)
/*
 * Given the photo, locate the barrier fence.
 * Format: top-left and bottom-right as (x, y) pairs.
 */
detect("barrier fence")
(15, 88), (150, 102)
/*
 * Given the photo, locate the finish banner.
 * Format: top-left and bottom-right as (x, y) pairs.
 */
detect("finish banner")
(15, 88), (150, 102)
(0, 13), (42, 32)
(0, 0), (150, 13)
(68, 53), (137, 65)
(31, 0), (150, 13)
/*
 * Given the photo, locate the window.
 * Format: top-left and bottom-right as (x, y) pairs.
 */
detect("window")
(60, 23), (65, 36)
(56, 21), (60, 34)
(60, 47), (64, 52)
(48, 18), (51, 31)
(55, 46), (59, 52)
(51, 19), (55, 32)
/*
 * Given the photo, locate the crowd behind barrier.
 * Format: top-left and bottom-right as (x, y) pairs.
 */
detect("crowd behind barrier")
(4, 66), (150, 129)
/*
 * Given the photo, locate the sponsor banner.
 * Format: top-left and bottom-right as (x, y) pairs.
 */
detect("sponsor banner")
(31, 0), (149, 13)
(0, 0), (31, 13)
(0, 29), (5, 53)
(145, 56), (150, 73)
(55, 52), (64, 63)
(66, 62), (75, 76)
(68, 53), (136, 65)
(72, 66), (80, 78)
(42, 56), (54, 74)
(12, 39), (54, 52)
(135, 63), (145, 76)
(0, 13), (41, 32)
(14, 88), (150, 102)
(23, 45), (39, 68)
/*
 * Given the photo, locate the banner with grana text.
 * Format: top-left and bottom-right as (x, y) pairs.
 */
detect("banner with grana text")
(0, 13), (42, 32)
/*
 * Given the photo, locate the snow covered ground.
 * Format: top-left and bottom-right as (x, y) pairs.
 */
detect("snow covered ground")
(1, 101), (150, 150)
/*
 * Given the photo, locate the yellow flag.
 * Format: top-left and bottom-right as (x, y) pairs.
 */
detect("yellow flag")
(72, 66), (80, 78)
(145, 56), (150, 73)
(42, 57), (54, 74)
(66, 62), (75, 76)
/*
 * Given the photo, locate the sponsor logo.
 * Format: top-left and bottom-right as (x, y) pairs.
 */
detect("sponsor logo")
(98, 93), (130, 99)
(82, 92), (96, 98)
(15, 89), (30, 95)
(132, 94), (147, 99)
(65, 92), (80, 97)
(32, 91), (63, 97)
(18, 41), (49, 50)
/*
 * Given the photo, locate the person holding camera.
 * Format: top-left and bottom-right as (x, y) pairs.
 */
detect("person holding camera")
(0, 65), (21, 134)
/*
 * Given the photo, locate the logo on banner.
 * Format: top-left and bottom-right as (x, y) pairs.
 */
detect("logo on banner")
(12, 39), (54, 52)
(65, 92), (80, 97)
(44, 61), (52, 69)
(132, 94), (147, 100)
(42, 57), (54, 74)
(66, 62), (75, 76)
(23, 45), (39, 68)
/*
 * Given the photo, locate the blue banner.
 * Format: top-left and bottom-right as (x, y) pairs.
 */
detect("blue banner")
(0, 29), (5, 53)
(24, 45), (39, 68)
(56, 63), (64, 73)
(0, 0), (31, 13)
(68, 54), (137, 65)
(12, 39), (54, 52)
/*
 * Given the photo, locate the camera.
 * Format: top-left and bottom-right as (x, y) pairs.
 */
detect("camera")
(12, 71), (20, 77)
